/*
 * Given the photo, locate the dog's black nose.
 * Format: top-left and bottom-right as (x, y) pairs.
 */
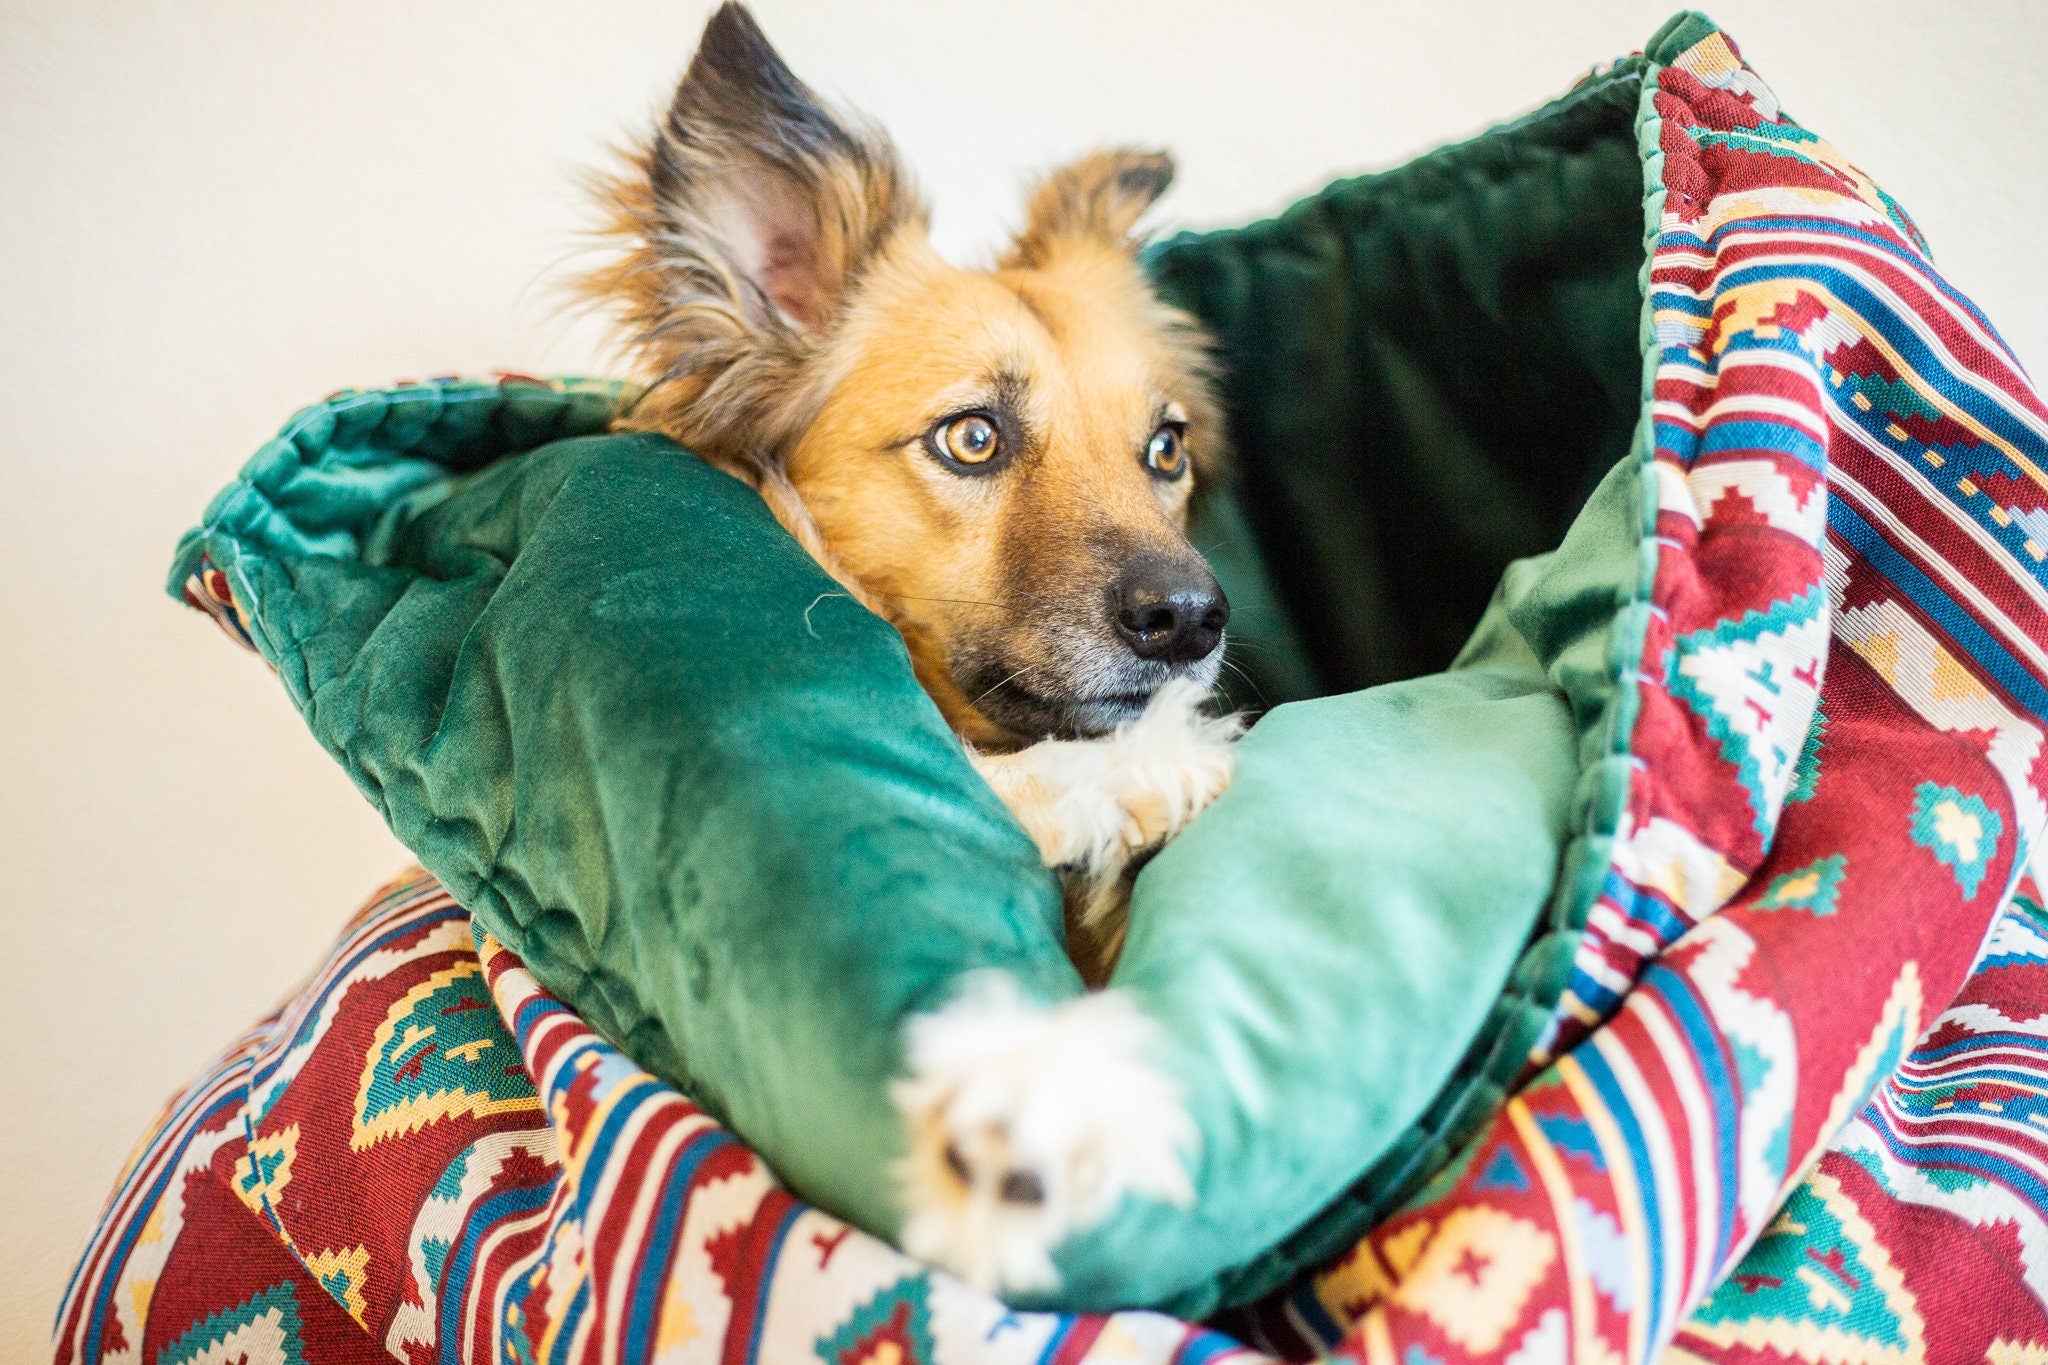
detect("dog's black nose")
(1110, 558), (1229, 664)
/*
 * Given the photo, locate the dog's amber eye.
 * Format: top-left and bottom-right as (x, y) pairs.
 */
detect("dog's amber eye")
(937, 413), (1001, 466)
(1144, 424), (1188, 479)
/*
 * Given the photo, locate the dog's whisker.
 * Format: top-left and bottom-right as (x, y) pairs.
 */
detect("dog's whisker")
(878, 591), (1024, 616)
(969, 668), (1029, 710)
(1219, 657), (1270, 708)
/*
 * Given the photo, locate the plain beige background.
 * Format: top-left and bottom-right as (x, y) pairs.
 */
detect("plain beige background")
(4, 1), (2044, 1351)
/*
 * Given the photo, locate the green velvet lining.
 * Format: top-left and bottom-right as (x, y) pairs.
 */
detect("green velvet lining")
(1110, 42), (1678, 1312)
(1153, 61), (1653, 706)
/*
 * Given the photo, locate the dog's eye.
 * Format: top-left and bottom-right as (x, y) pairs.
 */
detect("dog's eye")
(1144, 424), (1188, 479)
(933, 412), (1002, 468)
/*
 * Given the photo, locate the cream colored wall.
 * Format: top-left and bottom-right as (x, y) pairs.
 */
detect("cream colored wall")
(3, 0), (2043, 1349)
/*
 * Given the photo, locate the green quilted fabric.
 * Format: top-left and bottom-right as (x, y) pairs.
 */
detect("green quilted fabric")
(172, 39), (1663, 1318)
(173, 381), (1076, 1238)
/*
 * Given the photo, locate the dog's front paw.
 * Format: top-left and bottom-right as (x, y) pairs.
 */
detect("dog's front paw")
(1102, 677), (1242, 857)
(972, 679), (1243, 877)
(893, 973), (1196, 1295)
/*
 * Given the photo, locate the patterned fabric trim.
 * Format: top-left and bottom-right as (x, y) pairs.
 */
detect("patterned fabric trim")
(179, 562), (257, 654)
(1670, 882), (2048, 1362)
(60, 868), (2048, 1363)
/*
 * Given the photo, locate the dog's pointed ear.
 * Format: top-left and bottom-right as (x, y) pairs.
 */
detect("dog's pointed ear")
(652, 2), (922, 331)
(581, 3), (925, 461)
(1002, 149), (1174, 269)
(590, 3), (923, 354)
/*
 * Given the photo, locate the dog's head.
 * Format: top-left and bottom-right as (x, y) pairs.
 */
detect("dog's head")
(585, 3), (1228, 746)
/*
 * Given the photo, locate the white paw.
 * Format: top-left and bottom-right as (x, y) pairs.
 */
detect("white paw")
(893, 973), (1197, 1294)
(1100, 677), (1242, 859)
(980, 678), (1243, 877)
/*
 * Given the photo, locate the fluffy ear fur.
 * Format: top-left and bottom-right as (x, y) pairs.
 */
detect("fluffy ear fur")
(581, 2), (926, 469)
(1002, 149), (1174, 269)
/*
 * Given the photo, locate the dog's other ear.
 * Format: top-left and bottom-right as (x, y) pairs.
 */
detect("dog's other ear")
(1002, 149), (1174, 269)
(646, 3), (922, 332)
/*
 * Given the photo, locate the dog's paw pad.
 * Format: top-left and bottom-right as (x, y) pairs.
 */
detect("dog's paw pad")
(894, 974), (1196, 1294)
(998, 1168), (1046, 1204)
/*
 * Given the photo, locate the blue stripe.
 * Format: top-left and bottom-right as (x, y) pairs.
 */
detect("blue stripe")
(1827, 498), (2048, 716)
(1697, 413), (1826, 471)
(1654, 417), (1703, 461)
(1980, 950), (2048, 969)
(1641, 964), (1744, 1275)
(1652, 289), (1717, 318)
(1567, 970), (1624, 1016)
(1035, 1319), (1079, 1365)
(741, 1202), (803, 1365)
(1657, 229), (1711, 253)
(622, 1130), (735, 1350)
(1711, 259), (2046, 457)
(1892, 1065), (2048, 1093)
(1574, 1046), (1669, 1348)
(1657, 343), (1712, 375)
(1863, 1117), (2048, 1207)
(1688, 215), (2016, 354)
(437, 1179), (558, 1364)
(1603, 869), (1691, 946)
(1903, 1030), (2048, 1063)
(565, 1080), (661, 1225)
(1175, 1331), (1253, 1365)
(513, 992), (573, 1043)
(1558, 875), (1692, 1020)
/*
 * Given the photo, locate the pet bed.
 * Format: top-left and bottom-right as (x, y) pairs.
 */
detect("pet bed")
(61, 12), (2048, 1363)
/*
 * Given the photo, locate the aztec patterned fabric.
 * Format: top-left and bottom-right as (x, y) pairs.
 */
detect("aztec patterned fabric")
(58, 15), (2048, 1365)
(52, 873), (2048, 1365)
(55, 871), (1254, 1365)
(1669, 886), (2048, 1362)
(1219, 20), (2048, 1364)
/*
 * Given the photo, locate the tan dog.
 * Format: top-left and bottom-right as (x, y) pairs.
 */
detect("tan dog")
(582, 2), (1233, 1296)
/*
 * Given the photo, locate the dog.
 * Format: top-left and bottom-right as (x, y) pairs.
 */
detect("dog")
(580, 2), (1236, 1296)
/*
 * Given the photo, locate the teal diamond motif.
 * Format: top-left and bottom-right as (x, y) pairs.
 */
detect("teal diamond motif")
(1910, 782), (2004, 898)
(1691, 1181), (1910, 1348)
(1756, 854), (1847, 915)
(161, 1282), (306, 1365)
(1665, 585), (1829, 837)
(816, 1275), (935, 1365)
